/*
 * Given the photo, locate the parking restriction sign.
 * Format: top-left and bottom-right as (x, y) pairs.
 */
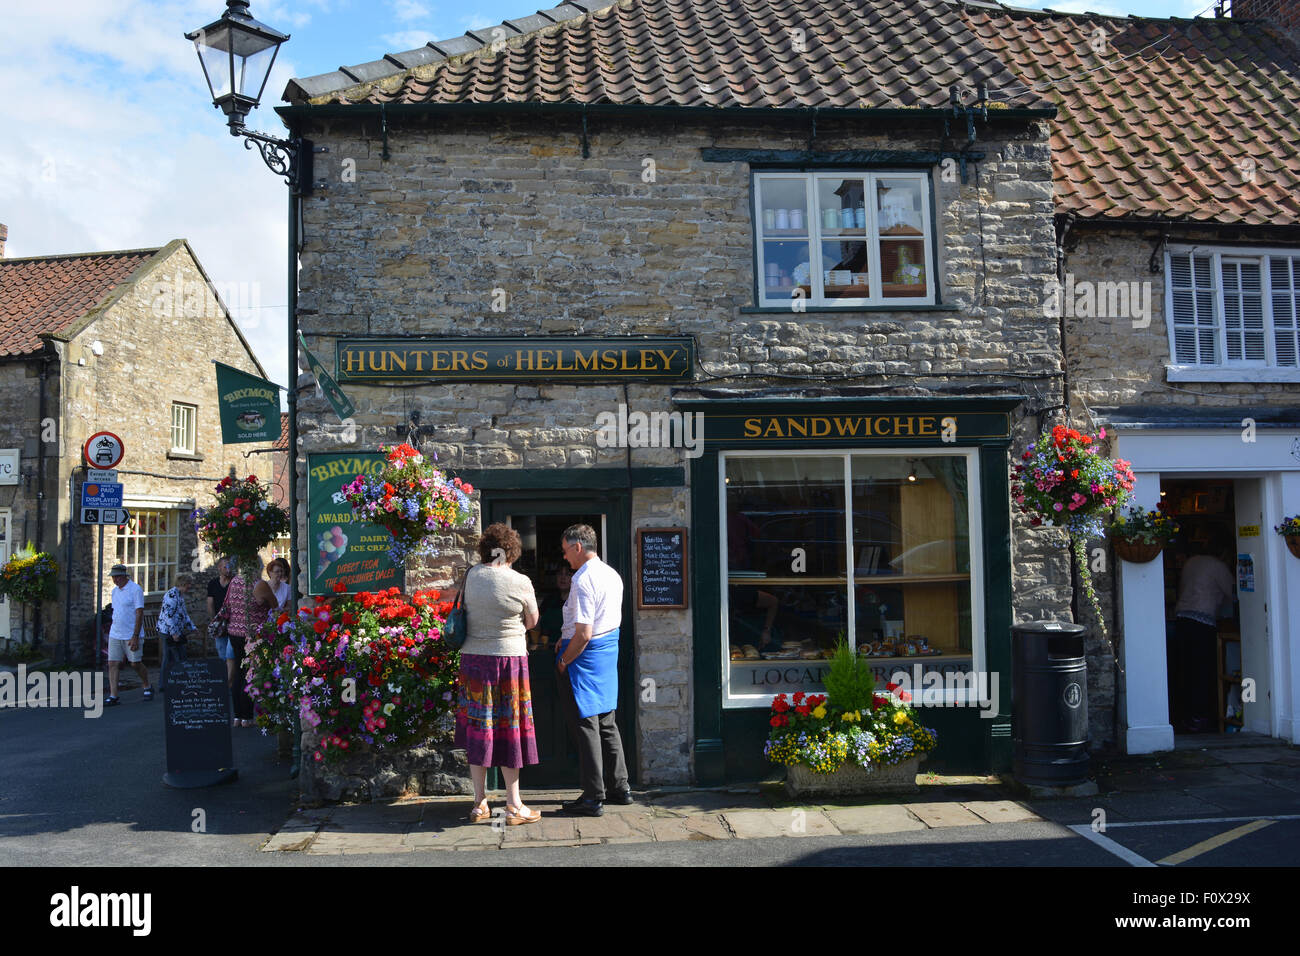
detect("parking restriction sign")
(83, 431), (125, 470)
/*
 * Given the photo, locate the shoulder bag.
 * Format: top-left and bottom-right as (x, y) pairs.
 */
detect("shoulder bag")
(442, 565), (470, 651)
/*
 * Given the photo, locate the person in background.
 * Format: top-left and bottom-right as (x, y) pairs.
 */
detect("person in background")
(223, 560), (276, 728)
(267, 557), (291, 609)
(207, 557), (233, 674)
(1170, 534), (1236, 734)
(156, 573), (197, 695)
(536, 563), (573, 646)
(456, 523), (541, 825)
(105, 564), (152, 706)
(556, 524), (631, 817)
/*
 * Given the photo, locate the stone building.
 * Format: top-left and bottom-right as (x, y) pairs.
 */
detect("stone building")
(280, 0), (1081, 792)
(0, 235), (272, 659)
(966, 2), (1300, 749)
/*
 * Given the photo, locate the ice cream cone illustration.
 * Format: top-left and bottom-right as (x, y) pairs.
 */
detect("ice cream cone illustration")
(316, 526), (348, 578)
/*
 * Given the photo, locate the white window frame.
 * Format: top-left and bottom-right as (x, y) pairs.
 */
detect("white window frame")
(718, 447), (984, 709)
(1166, 244), (1300, 381)
(753, 171), (936, 308)
(115, 508), (182, 598)
(171, 402), (197, 454)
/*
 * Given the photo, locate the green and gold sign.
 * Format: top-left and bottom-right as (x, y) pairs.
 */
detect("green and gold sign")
(214, 361), (281, 444)
(306, 452), (405, 596)
(336, 336), (694, 383)
(703, 408), (1012, 445)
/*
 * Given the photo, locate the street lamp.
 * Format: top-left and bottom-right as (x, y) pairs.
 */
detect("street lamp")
(186, 0), (317, 192)
(186, 0), (317, 778)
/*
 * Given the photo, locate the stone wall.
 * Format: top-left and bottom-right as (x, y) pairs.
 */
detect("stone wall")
(293, 111), (1074, 785)
(0, 358), (53, 645)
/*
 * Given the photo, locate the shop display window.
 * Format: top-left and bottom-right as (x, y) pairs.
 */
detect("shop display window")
(722, 451), (978, 703)
(753, 171), (934, 308)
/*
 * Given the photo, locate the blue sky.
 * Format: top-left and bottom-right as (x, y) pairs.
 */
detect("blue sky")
(0, 0), (1211, 398)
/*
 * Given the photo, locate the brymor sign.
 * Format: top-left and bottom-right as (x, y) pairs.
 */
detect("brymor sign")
(335, 336), (694, 383)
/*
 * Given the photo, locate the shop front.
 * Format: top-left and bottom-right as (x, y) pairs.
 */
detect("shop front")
(1106, 411), (1300, 753)
(684, 395), (1020, 781)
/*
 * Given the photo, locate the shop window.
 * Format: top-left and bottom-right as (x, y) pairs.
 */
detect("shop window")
(115, 508), (182, 596)
(1167, 246), (1300, 378)
(753, 171), (934, 308)
(723, 451), (978, 705)
(171, 402), (197, 454)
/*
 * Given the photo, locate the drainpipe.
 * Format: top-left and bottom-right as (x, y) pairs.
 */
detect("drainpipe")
(32, 349), (52, 652)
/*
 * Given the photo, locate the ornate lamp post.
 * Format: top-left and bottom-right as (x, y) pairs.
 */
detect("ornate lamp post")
(186, 0), (319, 777)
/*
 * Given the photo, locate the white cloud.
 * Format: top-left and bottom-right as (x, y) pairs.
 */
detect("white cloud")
(380, 29), (439, 51)
(457, 13), (499, 33)
(0, 1), (291, 394)
(392, 0), (434, 22)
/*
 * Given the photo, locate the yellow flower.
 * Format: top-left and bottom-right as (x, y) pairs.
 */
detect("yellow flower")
(812, 705), (826, 720)
(893, 711), (910, 727)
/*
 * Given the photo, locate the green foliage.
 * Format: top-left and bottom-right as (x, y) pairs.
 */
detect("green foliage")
(822, 636), (876, 714)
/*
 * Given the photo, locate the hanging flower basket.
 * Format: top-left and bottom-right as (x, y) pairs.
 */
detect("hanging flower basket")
(1276, 516), (1300, 558)
(341, 444), (474, 566)
(1011, 424), (1135, 639)
(1107, 503), (1178, 564)
(0, 546), (59, 604)
(194, 475), (289, 574)
(1111, 539), (1164, 563)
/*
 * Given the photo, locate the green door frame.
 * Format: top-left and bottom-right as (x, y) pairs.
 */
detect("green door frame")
(683, 396), (1019, 783)
(474, 477), (641, 786)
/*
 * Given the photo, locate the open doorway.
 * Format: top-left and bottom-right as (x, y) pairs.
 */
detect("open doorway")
(1160, 479), (1253, 736)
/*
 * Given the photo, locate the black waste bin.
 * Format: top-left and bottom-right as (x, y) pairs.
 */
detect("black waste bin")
(1012, 620), (1089, 786)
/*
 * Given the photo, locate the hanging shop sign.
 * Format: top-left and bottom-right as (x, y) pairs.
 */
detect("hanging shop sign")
(335, 336), (695, 383)
(306, 452), (405, 596)
(701, 407), (1012, 446)
(299, 332), (357, 423)
(214, 361), (282, 444)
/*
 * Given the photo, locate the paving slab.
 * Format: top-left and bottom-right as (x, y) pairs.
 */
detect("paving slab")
(1179, 783), (1300, 816)
(647, 791), (767, 815)
(501, 816), (580, 843)
(907, 802), (986, 828)
(574, 813), (656, 840)
(824, 804), (927, 835)
(648, 815), (732, 842)
(1208, 746), (1300, 766)
(961, 800), (1042, 824)
(262, 829), (319, 852)
(1231, 763), (1300, 793)
(409, 824), (501, 848)
(1096, 791), (1227, 821)
(721, 808), (835, 838)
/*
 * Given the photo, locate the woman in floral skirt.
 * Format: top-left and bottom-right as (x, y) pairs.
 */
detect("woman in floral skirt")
(455, 523), (541, 824)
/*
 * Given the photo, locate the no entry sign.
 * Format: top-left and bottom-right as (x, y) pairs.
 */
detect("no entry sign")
(83, 431), (125, 470)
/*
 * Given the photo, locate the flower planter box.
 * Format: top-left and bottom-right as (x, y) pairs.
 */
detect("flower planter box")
(1286, 536), (1300, 560)
(785, 755), (923, 798)
(1111, 538), (1164, 563)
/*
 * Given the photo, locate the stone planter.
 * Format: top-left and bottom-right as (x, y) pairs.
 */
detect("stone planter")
(1111, 538), (1164, 563)
(1286, 535), (1300, 560)
(298, 715), (472, 803)
(785, 755), (923, 798)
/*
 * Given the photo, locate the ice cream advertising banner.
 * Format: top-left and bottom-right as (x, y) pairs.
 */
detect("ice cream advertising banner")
(306, 452), (405, 596)
(214, 361), (282, 444)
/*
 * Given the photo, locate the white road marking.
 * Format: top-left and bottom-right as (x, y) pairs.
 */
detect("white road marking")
(1068, 824), (1157, 866)
(1092, 814), (1300, 828)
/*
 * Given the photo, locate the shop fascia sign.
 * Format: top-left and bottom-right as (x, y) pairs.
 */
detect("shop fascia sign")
(704, 408), (1012, 444)
(334, 336), (694, 383)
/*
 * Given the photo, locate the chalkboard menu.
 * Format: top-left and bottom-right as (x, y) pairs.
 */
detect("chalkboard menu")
(637, 527), (688, 609)
(163, 659), (238, 788)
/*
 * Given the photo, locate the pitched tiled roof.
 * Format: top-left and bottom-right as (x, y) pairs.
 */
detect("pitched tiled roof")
(274, 413), (289, 451)
(286, 0), (1051, 111)
(960, 3), (1300, 225)
(0, 249), (159, 357)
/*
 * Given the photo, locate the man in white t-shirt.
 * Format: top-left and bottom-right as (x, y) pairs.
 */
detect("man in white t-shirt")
(106, 564), (153, 706)
(556, 524), (630, 816)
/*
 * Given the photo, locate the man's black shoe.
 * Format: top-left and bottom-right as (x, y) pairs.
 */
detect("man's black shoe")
(607, 789), (634, 805)
(561, 797), (604, 817)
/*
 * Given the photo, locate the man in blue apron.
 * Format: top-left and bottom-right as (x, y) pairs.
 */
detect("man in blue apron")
(556, 524), (631, 816)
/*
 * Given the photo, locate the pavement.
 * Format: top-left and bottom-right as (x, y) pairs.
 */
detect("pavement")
(266, 732), (1300, 859)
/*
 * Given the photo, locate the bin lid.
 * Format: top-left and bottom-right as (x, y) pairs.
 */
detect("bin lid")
(1012, 620), (1086, 637)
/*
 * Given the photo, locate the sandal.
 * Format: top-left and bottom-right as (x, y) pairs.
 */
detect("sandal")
(468, 802), (492, 824)
(506, 806), (542, 826)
